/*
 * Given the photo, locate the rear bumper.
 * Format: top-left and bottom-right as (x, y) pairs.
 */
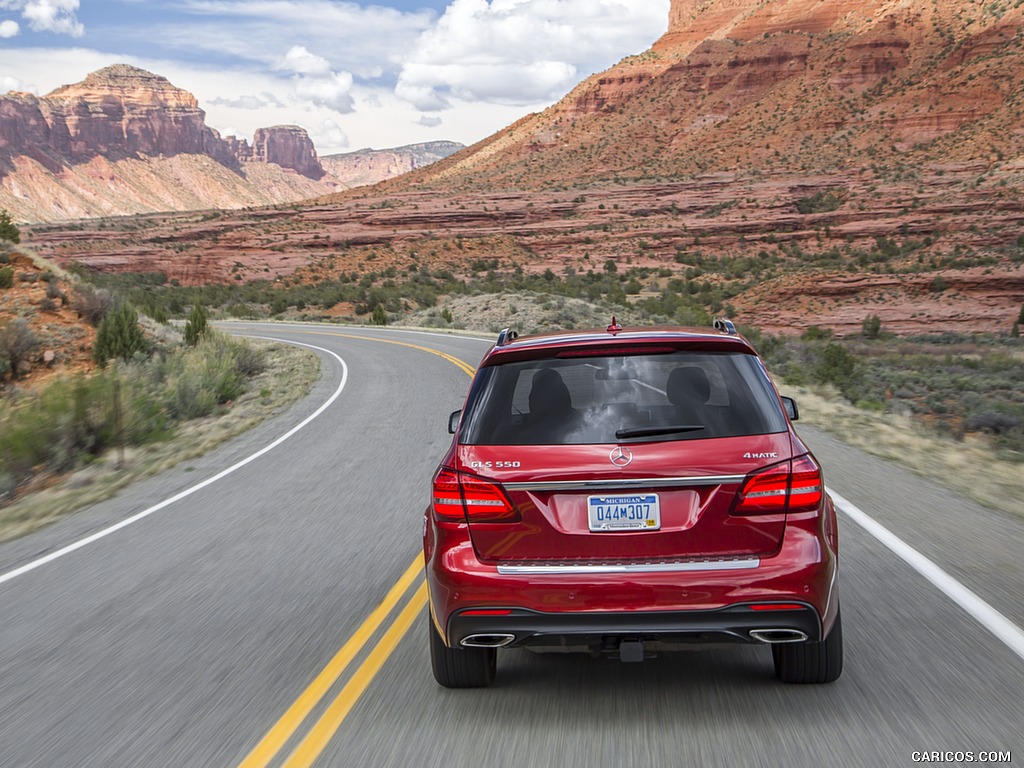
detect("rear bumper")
(448, 603), (822, 651)
(425, 505), (840, 648)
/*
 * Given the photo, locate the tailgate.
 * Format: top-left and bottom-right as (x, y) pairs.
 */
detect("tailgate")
(459, 434), (791, 564)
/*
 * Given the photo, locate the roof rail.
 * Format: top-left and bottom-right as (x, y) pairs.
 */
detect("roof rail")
(496, 327), (519, 346)
(713, 318), (737, 335)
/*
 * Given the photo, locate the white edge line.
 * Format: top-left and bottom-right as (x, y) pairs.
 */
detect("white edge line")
(0, 337), (347, 587)
(829, 487), (1024, 662)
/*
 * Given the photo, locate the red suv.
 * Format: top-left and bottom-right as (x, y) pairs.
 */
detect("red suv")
(424, 319), (842, 687)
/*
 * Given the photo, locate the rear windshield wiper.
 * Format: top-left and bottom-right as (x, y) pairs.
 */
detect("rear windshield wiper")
(615, 425), (705, 440)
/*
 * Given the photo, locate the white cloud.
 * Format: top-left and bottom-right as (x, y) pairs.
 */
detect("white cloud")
(0, 0), (83, 36)
(417, 115), (442, 128)
(273, 44), (356, 115)
(1, 73), (31, 92)
(0, 19), (19, 37)
(292, 70), (354, 114)
(276, 45), (331, 77)
(396, 0), (668, 110)
(208, 91), (284, 110)
(154, 1), (434, 78)
(314, 118), (349, 154)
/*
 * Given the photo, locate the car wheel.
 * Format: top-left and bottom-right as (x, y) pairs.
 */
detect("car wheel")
(773, 607), (843, 684)
(428, 615), (496, 688)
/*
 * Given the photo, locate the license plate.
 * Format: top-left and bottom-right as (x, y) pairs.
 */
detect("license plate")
(588, 494), (660, 532)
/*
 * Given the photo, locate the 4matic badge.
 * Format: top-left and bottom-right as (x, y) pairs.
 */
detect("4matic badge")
(743, 452), (779, 459)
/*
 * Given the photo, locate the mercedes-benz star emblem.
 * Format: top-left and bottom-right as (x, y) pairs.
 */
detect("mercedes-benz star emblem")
(609, 446), (633, 467)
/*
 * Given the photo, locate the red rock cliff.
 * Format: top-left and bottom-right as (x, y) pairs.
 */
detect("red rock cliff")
(0, 65), (325, 178)
(252, 126), (323, 179)
(397, 0), (1024, 190)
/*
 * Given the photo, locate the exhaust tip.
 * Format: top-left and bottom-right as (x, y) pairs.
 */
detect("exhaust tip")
(461, 633), (515, 648)
(749, 629), (808, 644)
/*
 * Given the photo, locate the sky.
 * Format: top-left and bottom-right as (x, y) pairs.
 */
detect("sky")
(0, 0), (669, 155)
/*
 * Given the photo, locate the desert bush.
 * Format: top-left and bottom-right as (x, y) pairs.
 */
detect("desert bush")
(184, 303), (209, 347)
(0, 367), (170, 480)
(371, 303), (388, 325)
(73, 284), (114, 326)
(0, 319), (39, 379)
(93, 304), (148, 366)
(795, 190), (844, 214)
(161, 333), (254, 418)
(45, 280), (64, 302)
(0, 330), (269, 494)
(0, 266), (12, 289)
(0, 209), (19, 244)
(862, 314), (882, 339)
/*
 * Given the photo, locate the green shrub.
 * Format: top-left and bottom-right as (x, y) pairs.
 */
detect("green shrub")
(0, 266), (13, 289)
(815, 342), (862, 400)
(0, 368), (169, 480)
(93, 304), (148, 366)
(0, 319), (39, 379)
(162, 333), (254, 418)
(0, 209), (19, 244)
(0, 330), (269, 493)
(371, 303), (388, 325)
(795, 190), (844, 214)
(801, 325), (833, 341)
(862, 314), (882, 339)
(184, 303), (209, 347)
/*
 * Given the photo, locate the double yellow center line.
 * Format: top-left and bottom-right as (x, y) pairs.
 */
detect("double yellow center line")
(237, 330), (476, 768)
(238, 555), (425, 768)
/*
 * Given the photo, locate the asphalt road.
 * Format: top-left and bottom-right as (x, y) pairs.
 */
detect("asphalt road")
(0, 322), (1020, 768)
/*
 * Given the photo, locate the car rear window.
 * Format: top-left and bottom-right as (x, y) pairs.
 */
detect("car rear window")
(459, 351), (788, 445)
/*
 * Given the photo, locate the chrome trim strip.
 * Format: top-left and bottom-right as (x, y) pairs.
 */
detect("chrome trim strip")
(496, 558), (760, 575)
(502, 475), (745, 492)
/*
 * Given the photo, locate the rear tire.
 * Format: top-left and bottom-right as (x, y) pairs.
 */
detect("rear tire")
(773, 608), (843, 684)
(428, 616), (496, 688)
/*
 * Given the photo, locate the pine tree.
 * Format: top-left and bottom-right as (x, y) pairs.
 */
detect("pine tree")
(0, 209), (19, 244)
(861, 313), (882, 339)
(93, 304), (147, 366)
(184, 303), (209, 347)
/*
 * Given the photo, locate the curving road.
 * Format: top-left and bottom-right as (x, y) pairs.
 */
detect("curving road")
(0, 322), (1020, 767)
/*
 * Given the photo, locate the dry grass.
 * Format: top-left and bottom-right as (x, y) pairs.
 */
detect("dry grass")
(785, 380), (1023, 519)
(0, 339), (319, 542)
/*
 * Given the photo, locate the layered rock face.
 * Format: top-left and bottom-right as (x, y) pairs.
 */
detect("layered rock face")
(0, 65), (325, 177)
(252, 126), (323, 179)
(320, 141), (464, 188)
(0, 65), (334, 220)
(395, 0), (1024, 190)
(41, 65), (212, 160)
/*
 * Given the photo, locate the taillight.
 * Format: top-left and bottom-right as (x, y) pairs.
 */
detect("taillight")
(431, 467), (519, 523)
(733, 455), (822, 515)
(789, 454), (824, 511)
(432, 468), (464, 520)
